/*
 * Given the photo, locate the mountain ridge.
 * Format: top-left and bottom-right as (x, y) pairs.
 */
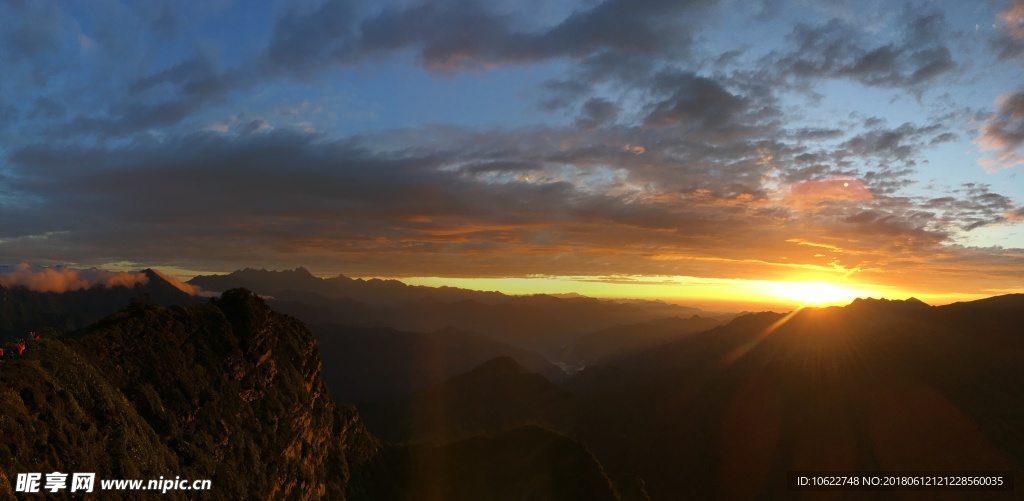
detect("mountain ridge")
(366, 293), (1024, 499)
(187, 267), (721, 355)
(0, 288), (622, 500)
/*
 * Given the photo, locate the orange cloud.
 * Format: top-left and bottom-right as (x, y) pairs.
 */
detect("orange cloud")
(786, 177), (872, 208)
(102, 272), (151, 289)
(785, 239), (845, 253)
(623, 143), (646, 155)
(0, 263), (149, 293)
(999, 2), (1024, 40)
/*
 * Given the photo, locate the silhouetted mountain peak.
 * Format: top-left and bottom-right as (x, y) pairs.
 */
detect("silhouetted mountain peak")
(142, 268), (215, 299)
(211, 288), (276, 338)
(849, 296), (932, 309)
(726, 310), (786, 328)
(216, 287), (268, 307)
(469, 356), (529, 377)
(141, 268), (179, 288)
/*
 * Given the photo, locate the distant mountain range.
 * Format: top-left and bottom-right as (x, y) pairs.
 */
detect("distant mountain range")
(188, 267), (723, 356)
(3, 267), (1022, 499)
(190, 267), (510, 307)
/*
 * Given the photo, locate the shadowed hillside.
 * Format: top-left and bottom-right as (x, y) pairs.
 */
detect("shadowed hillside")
(0, 289), (378, 499)
(351, 425), (620, 501)
(0, 288), (620, 500)
(362, 357), (574, 442)
(368, 296), (1024, 500)
(312, 324), (565, 403)
(560, 315), (725, 368)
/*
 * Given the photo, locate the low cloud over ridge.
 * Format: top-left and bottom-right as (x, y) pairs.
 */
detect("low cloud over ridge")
(0, 263), (149, 293)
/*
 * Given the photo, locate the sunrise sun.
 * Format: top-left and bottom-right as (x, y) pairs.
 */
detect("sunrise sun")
(765, 281), (863, 306)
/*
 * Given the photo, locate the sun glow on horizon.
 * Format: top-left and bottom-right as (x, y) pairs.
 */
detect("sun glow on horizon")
(389, 274), (949, 310)
(764, 280), (867, 306)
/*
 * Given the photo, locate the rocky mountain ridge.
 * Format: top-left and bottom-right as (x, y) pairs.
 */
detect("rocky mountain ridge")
(0, 289), (619, 500)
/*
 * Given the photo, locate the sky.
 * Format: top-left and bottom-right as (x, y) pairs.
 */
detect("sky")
(2, 0), (1024, 308)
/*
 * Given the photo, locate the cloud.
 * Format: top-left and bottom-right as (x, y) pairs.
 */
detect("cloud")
(993, 0), (1024, 60)
(767, 10), (957, 89)
(258, 0), (719, 77)
(27, 97), (65, 120)
(265, 0), (362, 72)
(147, 0), (181, 38)
(839, 122), (942, 160)
(978, 90), (1024, 170)
(575, 97), (618, 130)
(643, 72), (749, 130)
(623, 144), (645, 155)
(0, 0), (64, 62)
(129, 56), (220, 96)
(1000, 1), (1024, 40)
(0, 263), (149, 293)
(0, 100), (17, 126)
(786, 177), (872, 209)
(922, 183), (1016, 231)
(0, 0), (1020, 299)
(54, 59), (246, 138)
(37, 0), (717, 141)
(347, 0), (714, 71)
(0, 121), (1014, 294)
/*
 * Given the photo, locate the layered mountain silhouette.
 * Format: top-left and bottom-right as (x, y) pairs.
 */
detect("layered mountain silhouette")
(189, 267), (509, 307)
(559, 315), (725, 369)
(3, 270), (1023, 500)
(362, 356), (574, 443)
(188, 267), (715, 354)
(0, 288), (619, 500)
(364, 296), (1024, 500)
(312, 324), (564, 403)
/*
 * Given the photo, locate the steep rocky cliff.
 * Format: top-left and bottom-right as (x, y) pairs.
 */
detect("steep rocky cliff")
(0, 289), (379, 499)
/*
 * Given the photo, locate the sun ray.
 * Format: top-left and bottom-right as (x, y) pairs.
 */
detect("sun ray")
(721, 307), (804, 367)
